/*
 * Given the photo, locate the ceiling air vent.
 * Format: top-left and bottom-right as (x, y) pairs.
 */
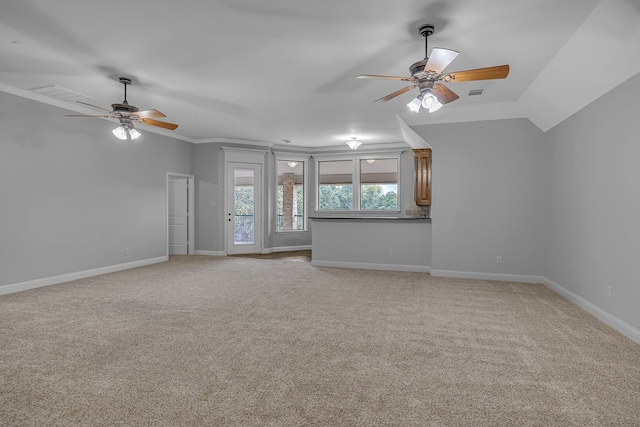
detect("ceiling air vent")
(468, 88), (484, 97)
(30, 85), (91, 102)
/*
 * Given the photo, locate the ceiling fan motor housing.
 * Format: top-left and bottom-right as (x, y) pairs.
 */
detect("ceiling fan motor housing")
(111, 103), (139, 114)
(410, 60), (428, 77)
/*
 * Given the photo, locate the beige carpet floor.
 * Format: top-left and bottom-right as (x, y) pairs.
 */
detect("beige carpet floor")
(1, 255), (639, 426)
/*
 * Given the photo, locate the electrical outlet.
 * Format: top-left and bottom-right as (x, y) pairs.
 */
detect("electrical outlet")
(388, 249), (393, 256)
(607, 286), (612, 299)
(124, 248), (130, 256)
(496, 256), (502, 264)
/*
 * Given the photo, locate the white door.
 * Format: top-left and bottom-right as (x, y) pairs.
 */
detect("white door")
(226, 162), (262, 255)
(168, 176), (189, 255)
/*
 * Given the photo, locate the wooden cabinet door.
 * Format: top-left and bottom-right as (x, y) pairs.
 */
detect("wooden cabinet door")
(413, 149), (432, 206)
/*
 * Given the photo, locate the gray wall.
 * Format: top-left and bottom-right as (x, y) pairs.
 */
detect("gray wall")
(312, 219), (431, 271)
(0, 92), (192, 287)
(543, 72), (640, 330)
(192, 143), (223, 252)
(413, 119), (546, 278)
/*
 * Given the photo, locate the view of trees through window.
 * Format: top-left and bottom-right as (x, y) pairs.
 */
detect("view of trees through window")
(318, 185), (353, 210)
(317, 158), (398, 211)
(360, 158), (398, 210)
(360, 184), (398, 210)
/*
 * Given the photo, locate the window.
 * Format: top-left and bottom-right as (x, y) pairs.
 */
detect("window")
(360, 158), (398, 210)
(318, 160), (353, 210)
(276, 159), (306, 231)
(316, 155), (400, 211)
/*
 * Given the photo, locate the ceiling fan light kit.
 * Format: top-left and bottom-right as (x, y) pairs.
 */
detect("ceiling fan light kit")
(357, 24), (509, 114)
(66, 76), (178, 140)
(112, 120), (141, 141)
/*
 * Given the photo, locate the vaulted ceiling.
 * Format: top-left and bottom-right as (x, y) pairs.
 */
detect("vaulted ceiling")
(1, 0), (639, 148)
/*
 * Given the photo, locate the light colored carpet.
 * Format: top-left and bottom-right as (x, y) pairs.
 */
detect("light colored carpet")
(1, 255), (639, 426)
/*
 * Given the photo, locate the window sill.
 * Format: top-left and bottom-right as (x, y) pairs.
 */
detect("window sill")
(309, 216), (430, 223)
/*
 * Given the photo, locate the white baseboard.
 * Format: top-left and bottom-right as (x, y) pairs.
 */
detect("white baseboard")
(0, 256), (168, 296)
(428, 269), (640, 345)
(542, 277), (640, 345)
(430, 269), (544, 284)
(196, 247), (310, 256)
(193, 250), (226, 256)
(311, 260), (430, 273)
(266, 245), (312, 254)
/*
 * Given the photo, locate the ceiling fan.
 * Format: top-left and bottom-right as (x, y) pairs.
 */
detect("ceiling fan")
(357, 25), (509, 113)
(66, 77), (178, 139)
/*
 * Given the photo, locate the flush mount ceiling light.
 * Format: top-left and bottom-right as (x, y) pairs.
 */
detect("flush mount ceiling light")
(112, 120), (141, 141)
(346, 137), (363, 151)
(287, 161), (298, 168)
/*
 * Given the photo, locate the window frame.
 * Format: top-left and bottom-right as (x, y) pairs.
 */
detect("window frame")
(274, 153), (309, 233)
(314, 151), (402, 214)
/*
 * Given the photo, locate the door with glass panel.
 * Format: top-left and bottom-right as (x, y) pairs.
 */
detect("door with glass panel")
(226, 162), (262, 255)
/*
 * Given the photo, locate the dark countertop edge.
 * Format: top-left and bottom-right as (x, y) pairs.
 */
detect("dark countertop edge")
(309, 216), (431, 222)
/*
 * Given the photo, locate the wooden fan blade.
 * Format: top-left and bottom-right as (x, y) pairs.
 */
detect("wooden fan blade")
(374, 85), (415, 102)
(357, 74), (412, 81)
(76, 101), (112, 113)
(65, 114), (113, 118)
(133, 109), (166, 119)
(432, 84), (459, 105)
(447, 65), (510, 82)
(138, 118), (179, 130)
(424, 47), (459, 74)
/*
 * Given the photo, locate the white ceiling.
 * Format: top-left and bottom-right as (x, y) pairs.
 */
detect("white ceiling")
(1, 0), (639, 149)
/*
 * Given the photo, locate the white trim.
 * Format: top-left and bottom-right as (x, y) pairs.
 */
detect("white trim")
(221, 147), (269, 162)
(222, 147), (267, 255)
(224, 158), (265, 255)
(273, 152), (311, 162)
(314, 153), (402, 212)
(193, 250), (226, 256)
(312, 150), (404, 162)
(430, 269), (545, 284)
(312, 142), (408, 154)
(263, 245), (312, 254)
(0, 256), (167, 296)
(312, 260), (430, 273)
(543, 277), (640, 345)
(274, 153), (310, 232)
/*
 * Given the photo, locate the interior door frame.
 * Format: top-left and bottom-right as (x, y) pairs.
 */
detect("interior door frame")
(166, 172), (195, 256)
(222, 147), (267, 255)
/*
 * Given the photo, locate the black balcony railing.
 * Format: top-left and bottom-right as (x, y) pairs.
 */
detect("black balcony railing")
(234, 214), (254, 244)
(234, 214), (303, 243)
